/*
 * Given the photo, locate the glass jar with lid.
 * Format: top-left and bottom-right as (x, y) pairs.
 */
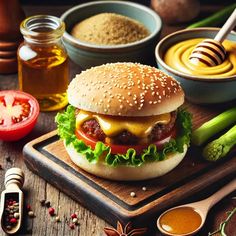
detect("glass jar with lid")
(18, 15), (69, 111)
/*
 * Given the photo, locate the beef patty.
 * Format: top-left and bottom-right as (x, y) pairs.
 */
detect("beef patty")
(80, 111), (177, 145)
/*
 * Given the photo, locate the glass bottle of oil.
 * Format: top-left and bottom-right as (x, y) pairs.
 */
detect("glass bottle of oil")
(18, 15), (69, 111)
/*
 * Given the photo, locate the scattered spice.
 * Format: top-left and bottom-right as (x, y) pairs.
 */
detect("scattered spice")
(71, 213), (77, 219)
(28, 211), (34, 217)
(6, 156), (12, 163)
(26, 204), (31, 211)
(69, 223), (75, 230)
(71, 13), (150, 46)
(40, 199), (46, 206)
(104, 221), (147, 236)
(45, 201), (51, 208)
(48, 207), (55, 216)
(208, 207), (236, 236)
(72, 218), (78, 225)
(130, 192), (136, 197)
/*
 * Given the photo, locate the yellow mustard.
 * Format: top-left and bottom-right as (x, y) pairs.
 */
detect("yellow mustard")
(164, 38), (236, 78)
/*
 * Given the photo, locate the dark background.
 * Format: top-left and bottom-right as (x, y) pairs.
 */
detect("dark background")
(20, 0), (236, 5)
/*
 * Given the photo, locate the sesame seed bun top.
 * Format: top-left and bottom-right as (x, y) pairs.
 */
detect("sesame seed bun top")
(68, 63), (184, 116)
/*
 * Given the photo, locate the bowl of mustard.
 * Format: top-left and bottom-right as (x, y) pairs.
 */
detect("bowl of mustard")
(155, 28), (236, 104)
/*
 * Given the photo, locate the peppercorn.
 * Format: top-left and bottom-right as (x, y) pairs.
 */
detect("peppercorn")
(130, 192), (136, 197)
(142, 186), (147, 191)
(71, 213), (77, 219)
(40, 199), (46, 206)
(10, 218), (17, 224)
(28, 211), (35, 217)
(14, 213), (20, 219)
(48, 207), (55, 216)
(45, 201), (51, 208)
(69, 223), (75, 229)
(72, 218), (78, 225)
(26, 204), (31, 211)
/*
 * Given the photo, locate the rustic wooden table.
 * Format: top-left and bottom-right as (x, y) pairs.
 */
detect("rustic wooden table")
(0, 3), (235, 236)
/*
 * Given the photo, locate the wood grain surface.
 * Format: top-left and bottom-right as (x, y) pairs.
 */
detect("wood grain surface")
(0, 3), (236, 236)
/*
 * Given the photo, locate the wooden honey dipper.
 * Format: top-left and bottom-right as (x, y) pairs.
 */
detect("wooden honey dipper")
(190, 8), (236, 66)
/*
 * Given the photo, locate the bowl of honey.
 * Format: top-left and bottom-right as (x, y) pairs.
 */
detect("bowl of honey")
(155, 28), (236, 104)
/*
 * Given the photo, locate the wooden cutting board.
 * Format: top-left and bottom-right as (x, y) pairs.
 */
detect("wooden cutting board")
(23, 102), (236, 227)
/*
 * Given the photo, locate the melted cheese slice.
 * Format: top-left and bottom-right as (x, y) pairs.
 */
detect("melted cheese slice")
(76, 110), (171, 138)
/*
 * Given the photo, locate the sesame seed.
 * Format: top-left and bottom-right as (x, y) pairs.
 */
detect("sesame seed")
(130, 192), (136, 197)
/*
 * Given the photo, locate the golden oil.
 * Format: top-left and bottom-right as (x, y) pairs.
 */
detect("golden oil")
(18, 15), (69, 111)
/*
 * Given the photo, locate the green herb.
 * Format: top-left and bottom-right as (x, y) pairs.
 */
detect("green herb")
(188, 3), (236, 28)
(55, 105), (192, 167)
(192, 107), (236, 146)
(203, 124), (236, 161)
(208, 207), (236, 236)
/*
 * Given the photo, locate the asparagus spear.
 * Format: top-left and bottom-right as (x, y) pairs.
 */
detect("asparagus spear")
(203, 125), (236, 161)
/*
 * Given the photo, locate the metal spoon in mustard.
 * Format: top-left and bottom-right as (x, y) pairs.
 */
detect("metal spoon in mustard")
(157, 178), (236, 236)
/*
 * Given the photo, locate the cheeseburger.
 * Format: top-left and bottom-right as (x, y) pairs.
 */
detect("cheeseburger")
(56, 63), (191, 181)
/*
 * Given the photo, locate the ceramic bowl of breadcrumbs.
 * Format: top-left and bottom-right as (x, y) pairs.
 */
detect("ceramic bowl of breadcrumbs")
(60, 1), (162, 69)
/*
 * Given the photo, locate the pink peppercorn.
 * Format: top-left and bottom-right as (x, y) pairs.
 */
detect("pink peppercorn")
(48, 207), (55, 216)
(26, 204), (31, 211)
(71, 213), (77, 219)
(10, 218), (17, 224)
(69, 223), (75, 229)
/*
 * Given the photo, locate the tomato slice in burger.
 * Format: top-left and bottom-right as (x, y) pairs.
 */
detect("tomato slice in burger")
(75, 127), (176, 155)
(0, 90), (39, 141)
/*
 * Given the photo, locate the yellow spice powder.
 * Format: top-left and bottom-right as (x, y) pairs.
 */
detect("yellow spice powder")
(71, 13), (150, 45)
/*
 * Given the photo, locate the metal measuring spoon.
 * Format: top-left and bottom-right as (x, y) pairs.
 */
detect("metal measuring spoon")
(190, 9), (236, 66)
(0, 168), (24, 235)
(157, 178), (236, 236)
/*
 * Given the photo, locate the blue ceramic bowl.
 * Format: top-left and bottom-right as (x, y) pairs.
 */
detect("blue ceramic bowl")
(61, 1), (162, 69)
(155, 28), (236, 104)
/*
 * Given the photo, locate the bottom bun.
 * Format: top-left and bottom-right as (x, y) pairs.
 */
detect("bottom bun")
(65, 144), (187, 181)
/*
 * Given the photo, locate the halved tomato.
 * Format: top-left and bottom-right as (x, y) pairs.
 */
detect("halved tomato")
(0, 90), (39, 141)
(75, 127), (176, 155)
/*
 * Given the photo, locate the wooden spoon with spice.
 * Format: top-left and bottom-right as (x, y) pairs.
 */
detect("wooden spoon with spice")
(157, 178), (236, 236)
(0, 168), (24, 235)
(189, 8), (236, 67)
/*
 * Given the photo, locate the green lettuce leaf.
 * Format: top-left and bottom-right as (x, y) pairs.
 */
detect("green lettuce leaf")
(55, 105), (192, 167)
